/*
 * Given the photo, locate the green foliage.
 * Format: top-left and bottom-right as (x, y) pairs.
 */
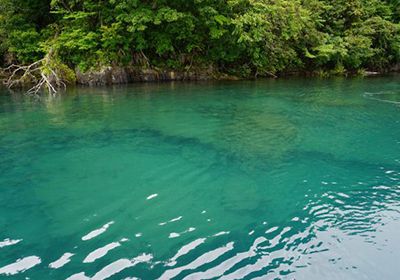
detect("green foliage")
(0, 0), (51, 64)
(230, 0), (321, 75)
(1, 0), (400, 76)
(44, 57), (76, 84)
(308, 0), (400, 71)
(7, 29), (43, 64)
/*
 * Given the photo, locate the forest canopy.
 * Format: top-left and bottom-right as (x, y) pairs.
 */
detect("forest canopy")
(1, 0), (400, 78)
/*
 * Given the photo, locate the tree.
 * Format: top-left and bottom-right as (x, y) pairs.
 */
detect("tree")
(1, 0), (400, 91)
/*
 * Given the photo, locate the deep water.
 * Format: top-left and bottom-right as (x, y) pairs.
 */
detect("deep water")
(1, 77), (400, 279)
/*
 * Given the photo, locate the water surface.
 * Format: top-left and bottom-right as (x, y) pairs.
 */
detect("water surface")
(1, 77), (400, 279)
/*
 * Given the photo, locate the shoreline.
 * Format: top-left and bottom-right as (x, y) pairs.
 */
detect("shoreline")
(1, 67), (399, 92)
(74, 65), (400, 86)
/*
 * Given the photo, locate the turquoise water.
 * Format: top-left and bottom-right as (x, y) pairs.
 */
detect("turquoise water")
(1, 77), (400, 279)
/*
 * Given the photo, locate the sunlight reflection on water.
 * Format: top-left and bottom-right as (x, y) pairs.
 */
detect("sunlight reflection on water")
(1, 78), (400, 279)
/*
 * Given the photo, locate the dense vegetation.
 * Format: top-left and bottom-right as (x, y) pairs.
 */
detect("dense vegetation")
(1, 0), (400, 80)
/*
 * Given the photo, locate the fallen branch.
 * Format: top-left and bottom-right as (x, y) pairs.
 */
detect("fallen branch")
(2, 51), (70, 95)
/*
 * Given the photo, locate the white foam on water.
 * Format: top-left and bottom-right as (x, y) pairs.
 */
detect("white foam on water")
(49, 253), (74, 269)
(0, 256), (41, 275)
(82, 221), (114, 241)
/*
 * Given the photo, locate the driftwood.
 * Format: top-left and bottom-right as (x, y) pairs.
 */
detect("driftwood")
(2, 53), (66, 95)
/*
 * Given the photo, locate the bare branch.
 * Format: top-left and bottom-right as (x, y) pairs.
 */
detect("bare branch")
(2, 56), (66, 95)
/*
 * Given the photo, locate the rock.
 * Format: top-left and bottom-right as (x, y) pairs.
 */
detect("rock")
(110, 67), (128, 84)
(76, 67), (128, 86)
(76, 66), (215, 86)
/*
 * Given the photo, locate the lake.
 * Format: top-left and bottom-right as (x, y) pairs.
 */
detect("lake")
(1, 77), (400, 279)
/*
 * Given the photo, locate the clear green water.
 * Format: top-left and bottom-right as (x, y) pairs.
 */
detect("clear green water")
(1, 77), (400, 280)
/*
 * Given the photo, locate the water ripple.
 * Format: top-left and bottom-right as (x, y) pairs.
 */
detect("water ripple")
(1, 80), (400, 279)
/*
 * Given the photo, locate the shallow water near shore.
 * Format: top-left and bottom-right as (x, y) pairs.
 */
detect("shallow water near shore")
(1, 77), (400, 279)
